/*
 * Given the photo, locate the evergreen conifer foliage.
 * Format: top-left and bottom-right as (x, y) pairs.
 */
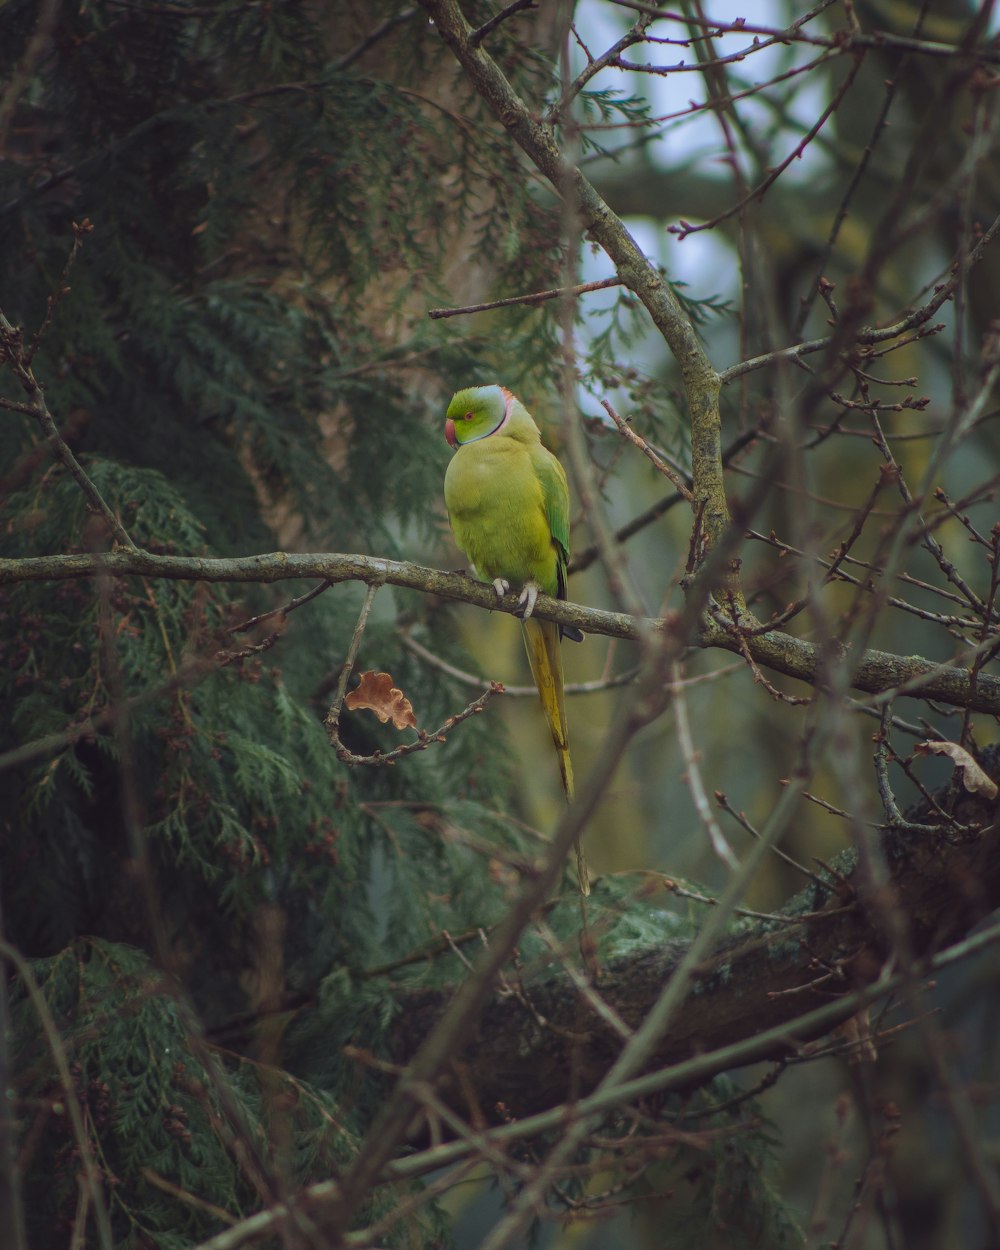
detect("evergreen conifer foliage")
(0, 2), (566, 1244)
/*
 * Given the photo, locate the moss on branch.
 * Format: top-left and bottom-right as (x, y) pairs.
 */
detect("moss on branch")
(389, 762), (1000, 1119)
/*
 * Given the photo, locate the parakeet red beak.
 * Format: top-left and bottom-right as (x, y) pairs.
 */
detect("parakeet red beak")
(444, 418), (457, 448)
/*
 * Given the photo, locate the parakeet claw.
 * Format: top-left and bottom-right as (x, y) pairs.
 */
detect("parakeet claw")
(492, 577), (511, 601)
(517, 582), (539, 620)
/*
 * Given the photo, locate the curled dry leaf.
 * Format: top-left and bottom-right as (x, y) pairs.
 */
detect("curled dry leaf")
(915, 740), (998, 800)
(345, 670), (418, 731)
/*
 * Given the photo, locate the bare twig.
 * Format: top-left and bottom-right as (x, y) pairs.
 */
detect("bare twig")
(670, 659), (738, 868)
(869, 411), (986, 616)
(569, 426), (759, 574)
(140, 1169), (238, 1227)
(714, 791), (830, 890)
(227, 580), (333, 635)
(722, 209), (1000, 385)
(333, 8), (417, 71)
(0, 940), (114, 1250)
(428, 275), (621, 319)
(399, 626), (640, 694)
(662, 876), (851, 926)
(534, 920), (633, 1042)
(601, 398), (694, 501)
(0, 898), (26, 1250)
(668, 50), (867, 242)
(0, 241), (136, 551)
(468, 0), (536, 47)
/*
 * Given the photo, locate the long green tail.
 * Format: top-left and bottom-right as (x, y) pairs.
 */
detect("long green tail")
(522, 617), (590, 895)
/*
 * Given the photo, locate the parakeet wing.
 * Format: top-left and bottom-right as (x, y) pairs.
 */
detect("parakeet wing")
(534, 447), (571, 588)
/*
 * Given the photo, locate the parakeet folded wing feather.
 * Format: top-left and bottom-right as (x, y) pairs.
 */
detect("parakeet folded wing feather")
(533, 444), (584, 641)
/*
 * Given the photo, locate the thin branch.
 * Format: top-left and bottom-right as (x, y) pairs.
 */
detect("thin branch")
(24, 218), (92, 366)
(399, 629), (640, 695)
(468, 0), (536, 48)
(745, 528), (982, 632)
(1, 290), (136, 552)
(601, 398), (694, 501)
(670, 659), (738, 867)
(714, 791), (830, 889)
(0, 896), (26, 1250)
(872, 706), (940, 834)
(869, 411), (986, 616)
(721, 208), (1000, 385)
(570, 425), (759, 574)
(226, 580), (332, 636)
(427, 275), (621, 319)
(0, 940), (114, 1250)
(533, 921), (633, 1042)
(667, 50), (867, 242)
(333, 8), (417, 71)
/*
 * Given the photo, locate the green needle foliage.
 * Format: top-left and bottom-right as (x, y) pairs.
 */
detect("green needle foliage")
(0, 2), (549, 1242)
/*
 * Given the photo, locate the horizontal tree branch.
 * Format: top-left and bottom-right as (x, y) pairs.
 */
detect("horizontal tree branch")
(192, 920), (1000, 1250)
(389, 763), (1000, 1119)
(3, 548), (998, 713)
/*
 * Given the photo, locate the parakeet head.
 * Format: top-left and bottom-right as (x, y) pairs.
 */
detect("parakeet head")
(444, 384), (510, 447)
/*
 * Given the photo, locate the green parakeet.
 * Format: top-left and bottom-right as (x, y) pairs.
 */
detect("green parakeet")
(443, 383), (589, 893)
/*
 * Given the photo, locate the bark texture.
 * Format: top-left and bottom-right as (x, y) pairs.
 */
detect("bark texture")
(390, 764), (1000, 1120)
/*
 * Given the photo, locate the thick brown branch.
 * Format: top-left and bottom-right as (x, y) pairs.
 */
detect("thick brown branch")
(389, 771), (1000, 1119)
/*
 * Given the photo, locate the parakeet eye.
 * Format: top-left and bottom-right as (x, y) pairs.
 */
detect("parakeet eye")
(463, 411), (474, 421)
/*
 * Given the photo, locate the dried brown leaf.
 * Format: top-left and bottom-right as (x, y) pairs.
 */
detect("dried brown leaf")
(345, 670), (418, 730)
(914, 740), (998, 800)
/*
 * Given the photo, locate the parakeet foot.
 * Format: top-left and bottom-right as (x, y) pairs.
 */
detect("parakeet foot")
(492, 577), (511, 601)
(517, 581), (539, 620)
